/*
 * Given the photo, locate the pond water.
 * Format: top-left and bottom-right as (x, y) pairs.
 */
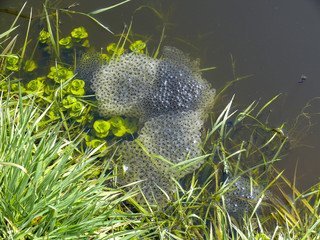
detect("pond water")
(1, 0), (320, 191)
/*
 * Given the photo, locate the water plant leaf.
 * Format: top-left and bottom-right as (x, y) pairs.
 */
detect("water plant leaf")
(112, 125), (127, 137)
(39, 29), (50, 43)
(129, 40), (146, 53)
(5, 54), (20, 71)
(107, 43), (124, 55)
(24, 59), (37, 72)
(68, 79), (85, 96)
(93, 119), (111, 138)
(26, 78), (44, 93)
(71, 26), (88, 40)
(62, 95), (77, 109)
(59, 36), (73, 48)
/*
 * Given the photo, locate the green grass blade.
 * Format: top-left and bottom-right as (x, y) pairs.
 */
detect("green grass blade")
(7, 2), (27, 35)
(44, 5), (58, 56)
(0, 26), (19, 39)
(153, 25), (165, 59)
(255, 93), (281, 118)
(20, 7), (32, 66)
(88, 0), (131, 15)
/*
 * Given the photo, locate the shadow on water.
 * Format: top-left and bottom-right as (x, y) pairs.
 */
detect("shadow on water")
(1, 0), (320, 191)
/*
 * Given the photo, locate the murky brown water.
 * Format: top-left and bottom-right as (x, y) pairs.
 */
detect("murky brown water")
(1, 0), (320, 190)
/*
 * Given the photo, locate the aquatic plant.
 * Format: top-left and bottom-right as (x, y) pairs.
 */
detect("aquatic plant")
(71, 26), (88, 40)
(130, 40), (146, 53)
(26, 77), (45, 93)
(5, 54), (19, 71)
(1, 18), (139, 145)
(109, 116), (137, 136)
(93, 119), (111, 138)
(47, 64), (74, 83)
(107, 42), (125, 55)
(24, 59), (37, 72)
(68, 79), (85, 96)
(59, 26), (90, 49)
(58, 36), (73, 49)
(39, 30), (50, 44)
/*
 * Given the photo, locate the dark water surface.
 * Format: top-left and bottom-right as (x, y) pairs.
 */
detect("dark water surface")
(1, 0), (320, 190)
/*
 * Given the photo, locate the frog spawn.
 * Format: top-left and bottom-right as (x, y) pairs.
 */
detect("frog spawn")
(83, 47), (216, 205)
(141, 47), (215, 119)
(118, 110), (206, 205)
(91, 53), (159, 118)
(89, 47), (215, 120)
(118, 141), (174, 205)
(224, 176), (262, 219)
(76, 52), (106, 94)
(137, 110), (204, 176)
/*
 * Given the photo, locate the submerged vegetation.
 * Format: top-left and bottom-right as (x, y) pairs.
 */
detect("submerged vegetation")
(0, 1), (320, 239)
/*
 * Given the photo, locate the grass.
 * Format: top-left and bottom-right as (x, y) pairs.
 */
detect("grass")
(1, 1), (320, 239)
(0, 92), (146, 239)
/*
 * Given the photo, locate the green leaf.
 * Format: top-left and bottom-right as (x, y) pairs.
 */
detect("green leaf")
(26, 78), (45, 93)
(69, 79), (85, 96)
(39, 30), (50, 43)
(109, 116), (124, 128)
(69, 101), (85, 117)
(24, 59), (37, 72)
(107, 43), (124, 55)
(62, 95), (77, 109)
(6, 54), (20, 71)
(59, 36), (73, 49)
(71, 26), (88, 39)
(112, 125), (127, 137)
(93, 119), (111, 138)
(129, 40), (146, 53)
